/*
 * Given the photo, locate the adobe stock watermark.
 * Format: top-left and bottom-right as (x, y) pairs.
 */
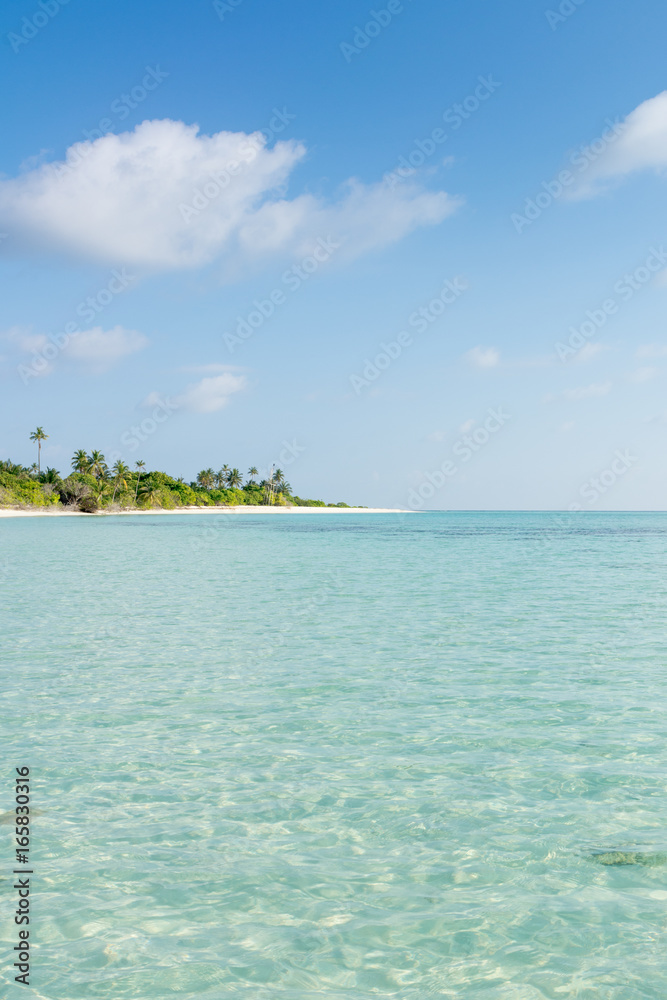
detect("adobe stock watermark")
(349, 277), (467, 394)
(511, 118), (625, 234)
(556, 247), (667, 361)
(340, 0), (414, 63)
(109, 396), (181, 459)
(8, 0), (71, 54)
(408, 407), (511, 509)
(51, 67), (169, 179)
(545, 0), (587, 31)
(213, 0), (244, 21)
(224, 237), (342, 352)
(576, 450), (637, 505)
(254, 440), (306, 484)
(180, 108), (296, 222)
(384, 76), (501, 188)
(18, 268), (135, 384)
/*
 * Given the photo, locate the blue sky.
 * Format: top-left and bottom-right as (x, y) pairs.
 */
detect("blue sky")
(1, 0), (667, 508)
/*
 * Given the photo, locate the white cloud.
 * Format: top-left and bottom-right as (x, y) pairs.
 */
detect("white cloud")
(175, 372), (247, 413)
(465, 346), (500, 369)
(0, 119), (459, 272)
(545, 381), (612, 402)
(1, 323), (147, 375)
(235, 178), (459, 267)
(459, 419), (476, 433)
(142, 391), (167, 408)
(65, 325), (148, 370)
(1, 325), (54, 374)
(3, 325), (47, 354)
(571, 91), (667, 198)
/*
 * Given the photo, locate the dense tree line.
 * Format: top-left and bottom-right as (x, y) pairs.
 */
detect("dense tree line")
(0, 434), (351, 511)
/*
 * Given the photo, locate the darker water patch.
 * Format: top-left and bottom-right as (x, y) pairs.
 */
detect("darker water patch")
(589, 849), (667, 867)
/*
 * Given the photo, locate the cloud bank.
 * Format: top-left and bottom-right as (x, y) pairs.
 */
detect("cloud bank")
(2, 323), (147, 375)
(0, 119), (459, 272)
(65, 326), (148, 370)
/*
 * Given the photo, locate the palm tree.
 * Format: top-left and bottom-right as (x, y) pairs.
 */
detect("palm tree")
(39, 467), (61, 484)
(29, 427), (48, 473)
(111, 460), (130, 502)
(272, 468), (286, 499)
(87, 450), (107, 479)
(196, 468), (215, 490)
(247, 466), (258, 484)
(227, 467), (243, 489)
(71, 449), (89, 473)
(134, 460), (146, 501)
(94, 480), (110, 505)
(0, 460), (26, 476)
(214, 469), (226, 489)
(220, 464), (230, 484)
(138, 482), (162, 508)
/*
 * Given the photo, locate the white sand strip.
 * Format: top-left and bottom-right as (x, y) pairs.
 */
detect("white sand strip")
(0, 505), (415, 518)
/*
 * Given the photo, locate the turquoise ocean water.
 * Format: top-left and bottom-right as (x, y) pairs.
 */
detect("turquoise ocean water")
(2, 510), (667, 999)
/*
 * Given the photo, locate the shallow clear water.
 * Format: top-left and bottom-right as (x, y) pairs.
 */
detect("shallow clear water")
(2, 510), (667, 999)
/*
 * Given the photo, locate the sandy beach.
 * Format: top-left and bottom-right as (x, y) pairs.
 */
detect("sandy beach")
(0, 505), (414, 517)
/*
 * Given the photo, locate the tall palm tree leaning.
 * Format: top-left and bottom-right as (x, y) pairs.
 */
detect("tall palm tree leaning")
(71, 449), (89, 473)
(134, 460), (146, 501)
(247, 467), (258, 484)
(29, 427), (48, 474)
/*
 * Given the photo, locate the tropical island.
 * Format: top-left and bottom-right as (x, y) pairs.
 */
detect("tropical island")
(0, 427), (355, 513)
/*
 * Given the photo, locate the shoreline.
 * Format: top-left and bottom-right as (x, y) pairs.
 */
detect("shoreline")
(0, 505), (415, 518)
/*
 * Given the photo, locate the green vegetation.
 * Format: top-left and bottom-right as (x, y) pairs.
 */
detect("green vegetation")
(0, 435), (354, 512)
